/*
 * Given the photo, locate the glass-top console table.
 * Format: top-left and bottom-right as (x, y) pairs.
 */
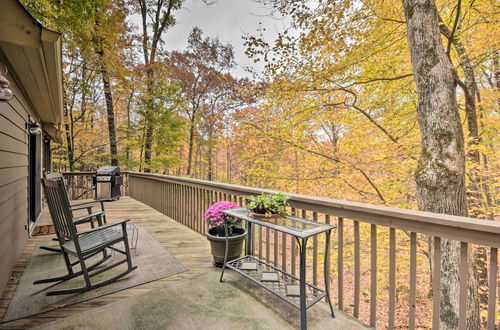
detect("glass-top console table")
(220, 208), (336, 330)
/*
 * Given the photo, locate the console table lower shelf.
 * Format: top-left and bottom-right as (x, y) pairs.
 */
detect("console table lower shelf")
(225, 255), (327, 310)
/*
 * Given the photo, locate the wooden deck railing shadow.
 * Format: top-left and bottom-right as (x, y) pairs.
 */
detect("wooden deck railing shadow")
(63, 171), (499, 329)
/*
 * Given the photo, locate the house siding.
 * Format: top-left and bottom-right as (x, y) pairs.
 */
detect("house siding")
(0, 61), (33, 294)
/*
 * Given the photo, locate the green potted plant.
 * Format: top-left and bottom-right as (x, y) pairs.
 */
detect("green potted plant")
(204, 201), (247, 267)
(245, 193), (290, 220)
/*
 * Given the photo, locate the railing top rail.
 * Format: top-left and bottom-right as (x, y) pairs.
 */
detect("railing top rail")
(125, 171), (500, 235)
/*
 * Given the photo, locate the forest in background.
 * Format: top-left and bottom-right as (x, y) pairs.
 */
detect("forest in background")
(21, 0), (497, 213)
(22, 0), (498, 328)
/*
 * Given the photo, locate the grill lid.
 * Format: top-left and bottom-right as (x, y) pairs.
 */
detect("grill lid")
(96, 166), (120, 176)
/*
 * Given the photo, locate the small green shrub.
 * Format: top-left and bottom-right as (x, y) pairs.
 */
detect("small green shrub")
(245, 193), (290, 216)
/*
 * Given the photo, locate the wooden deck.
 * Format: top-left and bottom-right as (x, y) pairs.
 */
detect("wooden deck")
(0, 197), (366, 329)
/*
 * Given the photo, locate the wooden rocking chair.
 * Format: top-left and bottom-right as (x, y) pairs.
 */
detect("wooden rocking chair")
(37, 178), (137, 296)
(40, 172), (107, 254)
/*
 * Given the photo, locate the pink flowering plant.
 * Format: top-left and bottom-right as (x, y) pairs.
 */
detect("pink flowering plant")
(204, 201), (241, 237)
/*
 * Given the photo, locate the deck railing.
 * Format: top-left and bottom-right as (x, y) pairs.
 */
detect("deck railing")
(63, 171), (499, 329)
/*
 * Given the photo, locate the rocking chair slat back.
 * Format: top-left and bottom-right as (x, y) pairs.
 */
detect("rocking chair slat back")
(42, 178), (76, 241)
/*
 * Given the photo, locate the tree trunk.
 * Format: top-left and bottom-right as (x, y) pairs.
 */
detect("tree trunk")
(143, 71), (154, 173)
(100, 60), (118, 166)
(64, 118), (74, 172)
(186, 119), (196, 176)
(63, 86), (75, 172)
(439, 22), (484, 215)
(402, 1), (479, 328)
(143, 122), (153, 173)
(207, 129), (214, 181)
(126, 90), (133, 162)
(63, 88), (74, 196)
(440, 22), (490, 311)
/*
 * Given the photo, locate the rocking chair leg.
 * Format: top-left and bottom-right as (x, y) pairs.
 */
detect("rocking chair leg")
(121, 224), (134, 270)
(79, 256), (92, 288)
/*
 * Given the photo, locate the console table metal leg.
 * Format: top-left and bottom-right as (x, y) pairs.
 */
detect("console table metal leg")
(324, 230), (335, 317)
(298, 237), (309, 330)
(219, 219), (229, 283)
(246, 222), (253, 256)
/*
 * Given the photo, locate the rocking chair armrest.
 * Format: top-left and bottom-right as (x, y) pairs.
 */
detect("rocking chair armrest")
(73, 211), (105, 224)
(71, 205), (93, 212)
(77, 218), (131, 236)
(71, 199), (106, 210)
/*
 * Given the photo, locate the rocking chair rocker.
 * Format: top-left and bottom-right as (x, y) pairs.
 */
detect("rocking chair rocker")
(37, 178), (137, 296)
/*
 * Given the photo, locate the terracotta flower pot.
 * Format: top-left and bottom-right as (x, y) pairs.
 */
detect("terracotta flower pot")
(249, 211), (280, 220)
(206, 227), (247, 267)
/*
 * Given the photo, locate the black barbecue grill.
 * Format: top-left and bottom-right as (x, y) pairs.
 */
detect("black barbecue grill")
(93, 166), (122, 200)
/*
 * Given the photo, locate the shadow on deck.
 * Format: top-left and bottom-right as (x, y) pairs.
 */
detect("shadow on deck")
(0, 197), (368, 329)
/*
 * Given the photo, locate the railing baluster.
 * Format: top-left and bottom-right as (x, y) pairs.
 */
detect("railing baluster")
(190, 186), (195, 229)
(354, 220), (360, 318)
(199, 188), (203, 233)
(370, 224), (377, 328)
(274, 229), (279, 267)
(167, 182), (170, 218)
(313, 211), (318, 286)
(182, 184), (186, 223)
(78, 176), (81, 199)
(281, 232), (287, 272)
(259, 224), (263, 260)
(189, 186), (193, 229)
(184, 186), (193, 228)
(388, 227), (396, 329)
(338, 217), (344, 310)
(160, 181), (163, 214)
(169, 183), (177, 218)
(169, 183), (172, 217)
(409, 232), (417, 330)
(251, 217), (256, 255)
(432, 236), (441, 330)
(185, 185), (190, 228)
(202, 188), (207, 231)
(174, 183), (178, 222)
(458, 242), (468, 330)
(165, 182), (172, 217)
(291, 207), (297, 276)
(487, 247), (498, 330)
(190, 186), (193, 228)
(266, 223), (270, 263)
(198, 187), (202, 233)
(86, 176), (90, 199)
(192, 186), (196, 229)
(182, 184), (186, 224)
(176, 183), (179, 220)
(202, 189), (207, 234)
(172, 182), (175, 218)
(157, 181), (161, 210)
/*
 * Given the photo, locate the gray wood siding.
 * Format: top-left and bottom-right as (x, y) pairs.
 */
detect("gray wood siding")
(0, 70), (31, 294)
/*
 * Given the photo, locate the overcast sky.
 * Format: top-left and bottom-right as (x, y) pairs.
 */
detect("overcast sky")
(133, 0), (290, 77)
